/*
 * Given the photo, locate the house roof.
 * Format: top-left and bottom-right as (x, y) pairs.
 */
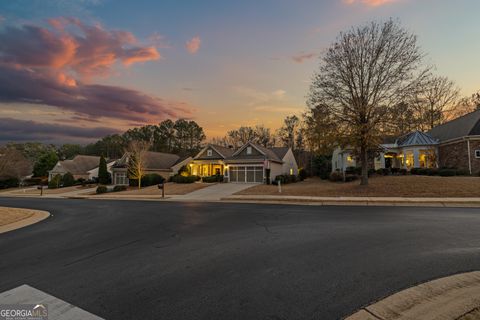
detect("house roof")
(194, 144), (235, 160)
(395, 131), (438, 147)
(53, 155), (100, 175)
(269, 147), (289, 160)
(114, 151), (182, 170)
(428, 109), (480, 142)
(228, 142), (284, 163)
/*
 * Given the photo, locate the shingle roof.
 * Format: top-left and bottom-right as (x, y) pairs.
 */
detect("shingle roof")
(228, 142), (283, 163)
(428, 109), (480, 142)
(210, 144), (235, 158)
(54, 155), (100, 175)
(269, 147), (289, 160)
(396, 131), (438, 147)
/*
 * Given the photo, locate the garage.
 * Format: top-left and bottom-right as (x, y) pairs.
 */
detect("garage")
(229, 166), (263, 183)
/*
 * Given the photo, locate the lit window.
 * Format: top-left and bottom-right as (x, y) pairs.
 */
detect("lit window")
(476, 150), (480, 159)
(247, 146), (252, 155)
(290, 168), (293, 175)
(207, 149), (212, 157)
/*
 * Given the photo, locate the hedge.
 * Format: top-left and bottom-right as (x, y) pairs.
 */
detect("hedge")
(273, 174), (297, 185)
(171, 175), (198, 183)
(0, 178), (19, 189)
(129, 173), (165, 187)
(96, 186), (108, 194)
(113, 185), (127, 192)
(202, 175), (224, 183)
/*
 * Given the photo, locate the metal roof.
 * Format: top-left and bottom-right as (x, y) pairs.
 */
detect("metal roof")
(395, 131), (438, 147)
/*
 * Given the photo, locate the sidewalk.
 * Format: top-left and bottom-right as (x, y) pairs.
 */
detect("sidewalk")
(222, 195), (480, 207)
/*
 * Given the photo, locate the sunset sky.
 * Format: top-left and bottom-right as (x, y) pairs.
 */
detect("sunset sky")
(0, 0), (479, 144)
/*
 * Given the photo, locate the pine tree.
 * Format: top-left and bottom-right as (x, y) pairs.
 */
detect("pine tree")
(98, 155), (109, 185)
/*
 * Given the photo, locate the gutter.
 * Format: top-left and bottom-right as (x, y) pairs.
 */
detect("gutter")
(467, 137), (472, 174)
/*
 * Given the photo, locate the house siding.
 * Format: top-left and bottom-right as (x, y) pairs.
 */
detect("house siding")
(196, 147), (223, 160)
(282, 149), (299, 175)
(438, 141), (470, 171)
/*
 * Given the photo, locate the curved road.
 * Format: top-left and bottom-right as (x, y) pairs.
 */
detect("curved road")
(1, 198), (480, 319)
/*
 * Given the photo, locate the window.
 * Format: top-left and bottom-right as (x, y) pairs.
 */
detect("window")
(290, 168), (294, 175)
(476, 150), (480, 158)
(207, 149), (212, 157)
(115, 172), (128, 185)
(246, 146), (252, 155)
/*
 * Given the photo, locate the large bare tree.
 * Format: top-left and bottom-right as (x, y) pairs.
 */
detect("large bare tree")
(308, 19), (428, 185)
(126, 140), (151, 189)
(412, 75), (459, 130)
(0, 148), (32, 183)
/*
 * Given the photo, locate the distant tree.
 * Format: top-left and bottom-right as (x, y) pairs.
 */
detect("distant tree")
(127, 140), (151, 189)
(98, 155), (109, 185)
(308, 19), (428, 185)
(156, 119), (176, 152)
(412, 75), (460, 130)
(389, 101), (417, 136)
(58, 144), (84, 160)
(0, 148), (32, 182)
(277, 115), (299, 149)
(33, 151), (58, 177)
(448, 90), (480, 120)
(302, 104), (337, 155)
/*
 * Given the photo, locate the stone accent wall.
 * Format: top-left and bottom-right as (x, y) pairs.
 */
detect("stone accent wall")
(438, 139), (480, 174)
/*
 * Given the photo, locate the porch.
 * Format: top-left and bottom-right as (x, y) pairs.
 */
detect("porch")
(189, 161), (226, 177)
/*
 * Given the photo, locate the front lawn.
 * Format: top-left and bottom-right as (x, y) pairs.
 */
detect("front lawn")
(7, 185), (95, 195)
(236, 175), (480, 198)
(0, 207), (36, 226)
(99, 182), (208, 196)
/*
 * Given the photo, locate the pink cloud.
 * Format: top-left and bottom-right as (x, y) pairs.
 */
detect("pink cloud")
(0, 18), (160, 77)
(292, 52), (317, 63)
(185, 36), (201, 54)
(343, 0), (396, 6)
(0, 18), (192, 125)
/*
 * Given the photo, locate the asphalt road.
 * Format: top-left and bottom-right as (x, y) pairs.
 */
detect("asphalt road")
(1, 198), (480, 320)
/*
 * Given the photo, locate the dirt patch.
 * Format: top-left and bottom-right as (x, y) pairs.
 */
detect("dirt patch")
(237, 176), (480, 198)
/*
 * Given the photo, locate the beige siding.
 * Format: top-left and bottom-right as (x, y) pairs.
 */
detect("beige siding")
(269, 162), (283, 179)
(281, 148), (299, 175)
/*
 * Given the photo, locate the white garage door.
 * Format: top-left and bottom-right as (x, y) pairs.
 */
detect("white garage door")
(229, 166), (263, 183)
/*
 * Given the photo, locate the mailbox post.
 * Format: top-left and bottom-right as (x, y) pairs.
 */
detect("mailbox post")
(37, 185), (44, 196)
(158, 183), (165, 198)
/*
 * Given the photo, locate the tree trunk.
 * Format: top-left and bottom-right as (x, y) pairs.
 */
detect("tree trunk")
(360, 145), (369, 186)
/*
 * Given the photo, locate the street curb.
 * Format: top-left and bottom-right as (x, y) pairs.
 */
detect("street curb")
(221, 195), (480, 208)
(0, 208), (50, 234)
(345, 271), (480, 320)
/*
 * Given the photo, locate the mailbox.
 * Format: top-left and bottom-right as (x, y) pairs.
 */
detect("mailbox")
(158, 183), (165, 198)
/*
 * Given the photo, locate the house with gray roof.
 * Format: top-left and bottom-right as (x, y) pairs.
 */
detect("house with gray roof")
(48, 155), (114, 182)
(190, 142), (298, 183)
(111, 151), (192, 185)
(332, 109), (480, 174)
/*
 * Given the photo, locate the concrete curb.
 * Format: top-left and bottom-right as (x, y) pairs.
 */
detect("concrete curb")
(221, 195), (480, 208)
(345, 271), (480, 320)
(0, 208), (50, 234)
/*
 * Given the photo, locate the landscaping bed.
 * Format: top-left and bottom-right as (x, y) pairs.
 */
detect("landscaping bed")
(236, 175), (480, 198)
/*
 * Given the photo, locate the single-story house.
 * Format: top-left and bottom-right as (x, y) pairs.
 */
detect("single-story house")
(48, 155), (114, 181)
(332, 109), (480, 174)
(111, 151), (192, 185)
(190, 142), (299, 183)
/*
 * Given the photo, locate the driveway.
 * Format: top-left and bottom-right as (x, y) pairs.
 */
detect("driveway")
(1, 198), (480, 319)
(169, 182), (256, 201)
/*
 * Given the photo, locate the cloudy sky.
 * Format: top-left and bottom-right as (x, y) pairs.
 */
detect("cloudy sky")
(0, 0), (479, 143)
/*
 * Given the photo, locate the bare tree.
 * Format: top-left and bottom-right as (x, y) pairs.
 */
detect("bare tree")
(126, 140), (151, 189)
(448, 90), (480, 120)
(277, 115), (299, 149)
(412, 75), (459, 130)
(302, 104), (338, 155)
(308, 19), (428, 185)
(0, 148), (32, 183)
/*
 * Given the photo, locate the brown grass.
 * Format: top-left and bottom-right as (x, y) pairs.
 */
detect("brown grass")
(7, 185), (96, 195)
(97, 182), (209, 196)
(0, 207), (36, 226)
(236, 176), (480, 198)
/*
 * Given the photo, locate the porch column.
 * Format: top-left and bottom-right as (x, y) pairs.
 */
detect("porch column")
(413, 148), (420, 168)
(380, 153), (386, 169)
(403, 151), (407, 169)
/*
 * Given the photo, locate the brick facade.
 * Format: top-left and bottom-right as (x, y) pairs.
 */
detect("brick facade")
(438, 139), (480, 174)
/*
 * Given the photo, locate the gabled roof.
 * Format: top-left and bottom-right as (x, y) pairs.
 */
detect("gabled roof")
(428, 109), (480, 142)
(194, 144), (235, 160)
(269, 147), (289, 160)
(228, 142), (283, 163)
(52, 155), (100, 175)
(395, 131), (438, 147)
(114, 151), (182, 170)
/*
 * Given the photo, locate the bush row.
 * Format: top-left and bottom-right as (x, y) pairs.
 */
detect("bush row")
(273, 174), (298, 185)
(410, 167), (470, 176)
(170, 175), (199, 184)
(96, 185), (128, 194)
(129, 173), (165, 187)
(202, 175), (224, 183)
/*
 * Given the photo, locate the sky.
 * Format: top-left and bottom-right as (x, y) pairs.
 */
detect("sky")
(0, 0), (479, 144)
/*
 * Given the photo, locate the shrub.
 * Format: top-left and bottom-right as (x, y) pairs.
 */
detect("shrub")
(113, 185), (127, 192)
(410, 168), (420, 175)
(438, 169), (456, 177)
(0, 178), (19, 189)
(142, 174), (165, 187)
(48, 174), (62, 189)
(345, 174), (358, 182)
(96, 186), (108, 194)
(399, 169), (407, 175)
(298, 168), (307, 181)
(171, 174), (197, 183)
(329, 171), (343, 182)
(203, 175), (224, 183)
(345, 166), (357, 175)
(312, 155), (332, 180)
(376, 168), (390, 176)
(455, 169), (470, 176)
(62, 172), (75, 187)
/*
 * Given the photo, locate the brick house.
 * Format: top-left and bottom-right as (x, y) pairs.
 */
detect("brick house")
(429, 109), (480, 174)
(332, 109), (480, 174)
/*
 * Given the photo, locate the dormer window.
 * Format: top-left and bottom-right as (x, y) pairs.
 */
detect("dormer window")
(207, 149), (212, 157)
(246, 146), (252, 155)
